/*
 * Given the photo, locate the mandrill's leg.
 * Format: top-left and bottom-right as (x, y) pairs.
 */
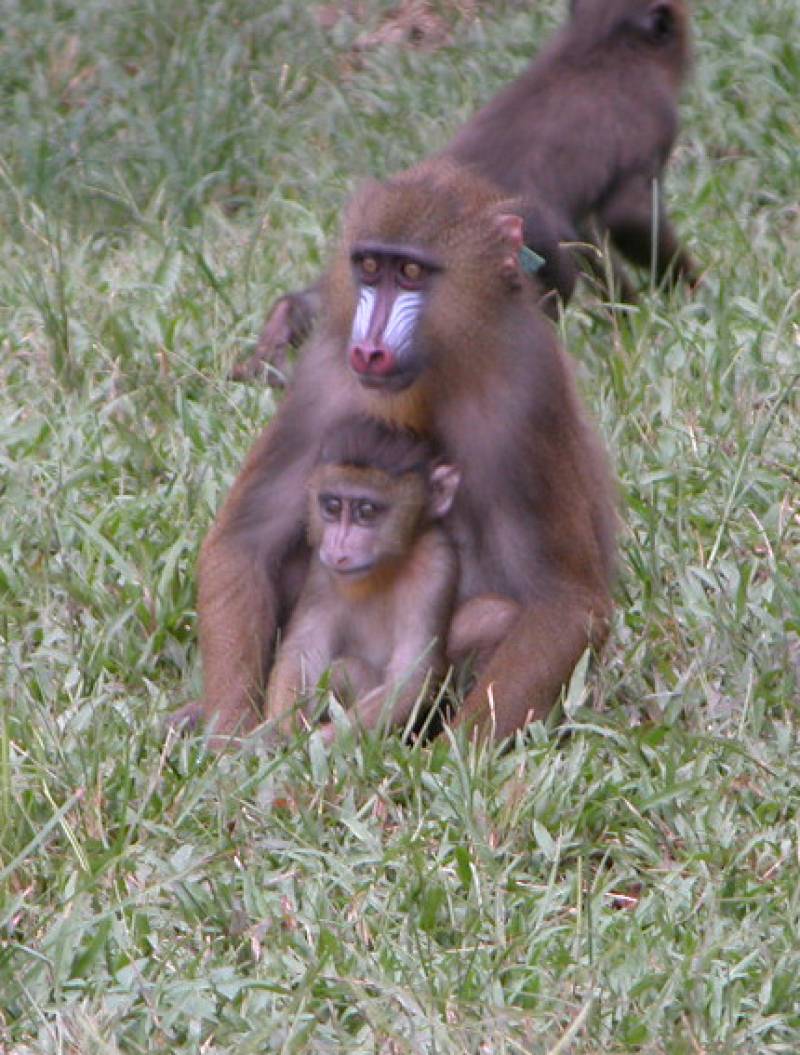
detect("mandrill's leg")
(451, 588), (609, 741)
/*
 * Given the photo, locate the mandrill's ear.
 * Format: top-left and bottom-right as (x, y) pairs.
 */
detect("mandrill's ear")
(634, 1), (678, 44)
(428, 464), (461, 519)
(494, 211), (525, 289)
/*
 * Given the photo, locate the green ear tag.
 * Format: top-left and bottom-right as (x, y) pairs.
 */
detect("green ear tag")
(518, 245), (546, 275)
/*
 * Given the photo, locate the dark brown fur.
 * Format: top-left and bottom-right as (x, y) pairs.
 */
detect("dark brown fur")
(171, 161), (616, 744)
(317, 415), (436, 478)
(236, 0), (695, 380)
(447, 0), (696, 305)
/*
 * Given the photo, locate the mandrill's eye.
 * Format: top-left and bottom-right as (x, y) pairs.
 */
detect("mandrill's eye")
(319, 495), (342, 520)
(359, 255), (380, 281)
(399, 260), (424, 286)
(354, 500), (382, 525)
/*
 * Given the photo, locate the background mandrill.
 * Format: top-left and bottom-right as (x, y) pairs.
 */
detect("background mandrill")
(234, 0), (696, 381)
(445, 0), (698, 305)
(171, 160), (616, 745)
(266, 416), (460, 744)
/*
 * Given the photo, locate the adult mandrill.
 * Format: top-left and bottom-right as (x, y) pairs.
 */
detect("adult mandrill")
(173, 161), (616, 744)
(233, 0), (696, 380)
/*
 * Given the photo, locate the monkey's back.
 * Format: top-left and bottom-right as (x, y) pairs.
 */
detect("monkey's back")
(445, 11), (685, 225)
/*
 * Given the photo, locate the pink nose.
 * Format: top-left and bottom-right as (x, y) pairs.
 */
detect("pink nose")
(349, 343), (396, 376)
(321, 547), (350, 570)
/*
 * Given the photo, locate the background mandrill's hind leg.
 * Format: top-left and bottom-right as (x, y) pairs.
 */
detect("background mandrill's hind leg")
(450, 588), (609, 742)
(599, 178), (698, 290)
(230, 284), (322, 383)
(576, 219), (639, 305)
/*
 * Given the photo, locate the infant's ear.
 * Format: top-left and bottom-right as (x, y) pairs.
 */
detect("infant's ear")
(429, 464), (461, 519)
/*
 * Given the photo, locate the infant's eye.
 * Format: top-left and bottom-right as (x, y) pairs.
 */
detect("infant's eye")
(319, 495), (342, 520)
(400, 260), (423, 283)
(354, 501), (380, 524)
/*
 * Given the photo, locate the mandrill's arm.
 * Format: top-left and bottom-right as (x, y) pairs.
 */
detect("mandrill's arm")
(169, 415), (317, 740)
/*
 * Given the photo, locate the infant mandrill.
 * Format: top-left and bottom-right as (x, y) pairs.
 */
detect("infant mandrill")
(265, 416), (460, 744)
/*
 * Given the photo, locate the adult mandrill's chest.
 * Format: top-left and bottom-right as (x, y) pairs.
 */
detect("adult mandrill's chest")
(449, 513), (525, 604)
(448, 468), (539, 605)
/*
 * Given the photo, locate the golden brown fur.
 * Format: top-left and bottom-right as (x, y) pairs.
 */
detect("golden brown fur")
(264, 418), (460, 742)
(171, 161), (616, 743)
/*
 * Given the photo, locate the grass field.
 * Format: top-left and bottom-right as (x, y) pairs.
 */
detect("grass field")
(1, 0), (799, 1051)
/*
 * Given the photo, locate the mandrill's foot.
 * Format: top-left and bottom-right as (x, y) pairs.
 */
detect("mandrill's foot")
(229, 349), (289, 386)
(229, 297), (294, 384)
(230, 287), (320, 384)
(164, 700), (258, 752)
(165, 699), (207, 733)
